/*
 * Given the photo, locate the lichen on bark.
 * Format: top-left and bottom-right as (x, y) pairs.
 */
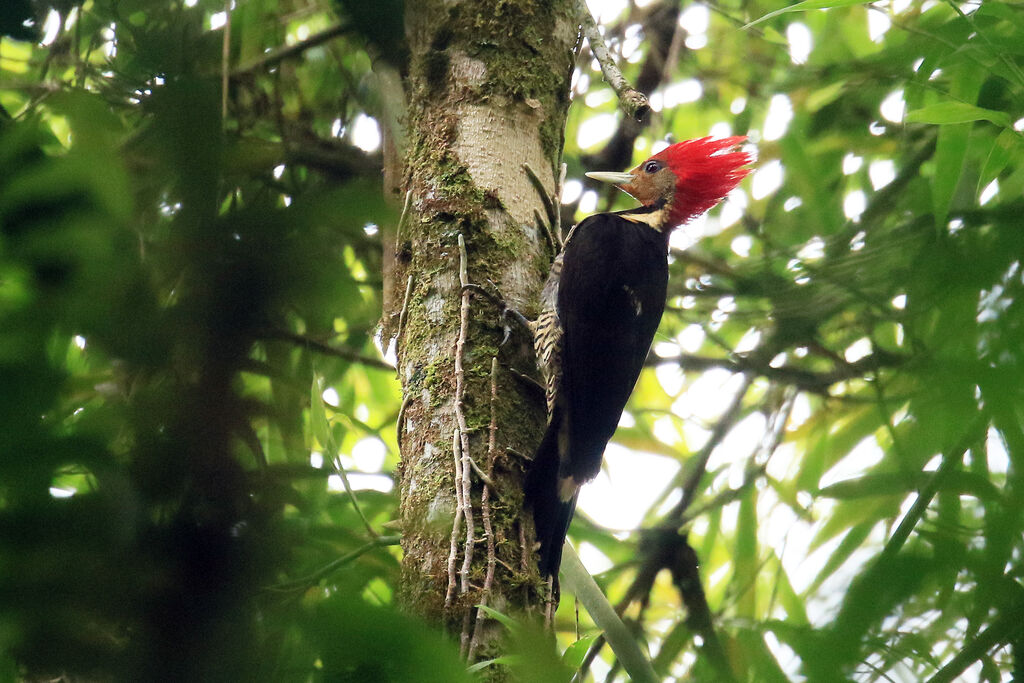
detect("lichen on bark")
(381, 0), (578, 670)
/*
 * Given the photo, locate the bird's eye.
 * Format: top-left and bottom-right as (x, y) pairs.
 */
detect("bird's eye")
(643, 161), (661, 174)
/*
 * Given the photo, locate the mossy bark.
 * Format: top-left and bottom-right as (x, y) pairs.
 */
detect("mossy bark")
(381, 0), (577, 671)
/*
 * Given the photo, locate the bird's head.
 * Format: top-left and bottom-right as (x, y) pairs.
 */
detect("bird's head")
(585, 136), (753, 230)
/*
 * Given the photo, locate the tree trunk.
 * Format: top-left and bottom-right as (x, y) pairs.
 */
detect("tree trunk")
(380, 0), (577, 667)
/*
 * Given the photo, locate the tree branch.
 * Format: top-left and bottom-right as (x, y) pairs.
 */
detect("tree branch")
(232, 21), (349, 78)
(577, 2), (650, 122)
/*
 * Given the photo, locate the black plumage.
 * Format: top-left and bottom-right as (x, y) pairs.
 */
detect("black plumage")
(525, 207), (669, 578)
(522, 135), (753, 579)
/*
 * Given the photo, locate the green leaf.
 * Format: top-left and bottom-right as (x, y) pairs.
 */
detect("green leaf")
(932, 122), (970, 229)
(978, 129), (1023, 196)
(743, 0), (868, 29)
(466, 655), (523, 673)
(475, 604), (519, 631)
(906, 102), (1013, 128)
(562, 634), (600, 670)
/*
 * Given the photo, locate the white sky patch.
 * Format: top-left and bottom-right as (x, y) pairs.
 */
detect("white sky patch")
(892, 293), (907, 309)
(679, 3), (709, 34)
(352, 437), (386, 472)
(330, 473), (393, 493)
(185, 0), (198, 5)
(763, 94), (793, 141)
(651, 140), (670, 155)
(731, 97), (747, 115)
(663, 79), (703, 107)
(979, 178), (999, 205)
(587, 0), (629, 23)
(709, 121), (732, 139)
(50, 486), (76, 498)
(653, 415), (680, 446)
(656, 363), (685, 396)
(751, 159), (783, 200)
(351, 114), (381, 152)
(868, 7), (891, 42)
(844, 337), (873, 363)
(869, 159), (896, 189)
(987, 426), (1009, 474)
(648, 92), (664, 112)
(273, 164), (286, 180)
(561, 179), (583, 205)
(577, 112), (618, 148)
(783, 196), (802, 212)
(819, 435), (884, 490)
(731, 234), (753, 258)
(621, 24), (643, 61)
(869, 120), (886, 136)
(321, 387), (340, 406)
(880, 89), (905, 123)
(685, 33), (708, 50)
(310, 451), (324, 469)
(734, 328), (761, 354)
(1015, 117), (1024, 132)
(331, 118), (345, 137)
(210, 11), (228, 31)
(707, 413), (767, 479)
(844, 189), (867, 221)
(577, 445), (680, 530)
(673, 368), (744, 424)
(101, 24), (116, 58)
(960, 0), (980, 14)
(797, 236), (825, 261)
(73, 335), (87, 350)
(584, 88), (615, 108)
(678, 324), (705, 353)
(786, 22), (812, 64)
(578, 542), (614, 574)
(41, 10), (61, 46)
(578, 189), (598, 214)
(717, 189), (746, 228)
(842, 153), (863, 175)
(789, 394), (812, 430)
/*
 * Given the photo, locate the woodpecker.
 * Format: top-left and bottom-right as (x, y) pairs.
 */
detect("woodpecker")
(524, 136), (753, 578)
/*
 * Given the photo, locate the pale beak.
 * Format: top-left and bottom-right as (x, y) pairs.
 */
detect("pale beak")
(585, 171), (635, 185)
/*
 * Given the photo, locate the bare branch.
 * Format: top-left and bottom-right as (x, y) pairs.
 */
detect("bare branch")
(262, 329), (395, 371)
(232, 22), (348, 78)
(577, 3), (650, 122)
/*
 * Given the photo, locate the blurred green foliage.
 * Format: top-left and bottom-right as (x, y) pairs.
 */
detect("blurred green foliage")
(1, 0), (1023, 681)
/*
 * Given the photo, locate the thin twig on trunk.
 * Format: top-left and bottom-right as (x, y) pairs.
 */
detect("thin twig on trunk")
(468, 357), (500, 661)
(445, 427), (465, 609)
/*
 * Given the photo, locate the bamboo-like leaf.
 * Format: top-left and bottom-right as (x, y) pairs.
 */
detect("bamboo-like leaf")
(743, 0), (869, 29)
(475, 604), (519, 631)
(560, 543), (658, 683)
(978, 128), (1023, 195)
(906, 101), (1013, 128)
(562, 633), (600, 670)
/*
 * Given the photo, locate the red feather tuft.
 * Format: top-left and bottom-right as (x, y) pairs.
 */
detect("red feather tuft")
(652, 136), (753, 227)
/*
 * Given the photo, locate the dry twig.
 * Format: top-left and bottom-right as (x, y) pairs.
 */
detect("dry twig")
(467, 357), (501, 661)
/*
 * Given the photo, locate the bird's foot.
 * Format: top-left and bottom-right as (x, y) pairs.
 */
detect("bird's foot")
(461, 281), (533, 344)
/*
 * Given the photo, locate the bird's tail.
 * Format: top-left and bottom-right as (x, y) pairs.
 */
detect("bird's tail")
(524, 409), (578, 578)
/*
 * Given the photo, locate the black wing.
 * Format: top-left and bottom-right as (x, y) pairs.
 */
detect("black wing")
(557, 213), (669, 483)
